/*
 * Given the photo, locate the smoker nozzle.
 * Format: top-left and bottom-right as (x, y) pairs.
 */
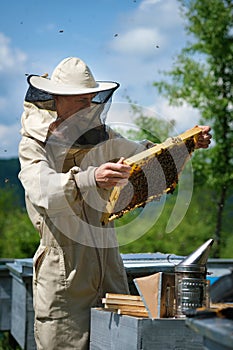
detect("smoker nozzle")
(176, 238), (214, 268)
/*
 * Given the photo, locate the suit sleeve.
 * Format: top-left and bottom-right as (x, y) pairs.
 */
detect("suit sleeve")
(18, 137), (97, 211)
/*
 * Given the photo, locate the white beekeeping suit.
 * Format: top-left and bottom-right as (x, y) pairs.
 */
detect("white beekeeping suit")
(18, 57), (149, 350)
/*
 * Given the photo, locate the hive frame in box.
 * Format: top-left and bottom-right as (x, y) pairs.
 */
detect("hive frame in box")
(101, 126), (202, 225)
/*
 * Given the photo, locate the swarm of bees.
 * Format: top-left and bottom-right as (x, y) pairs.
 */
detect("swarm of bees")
(101, 126), (202, 225)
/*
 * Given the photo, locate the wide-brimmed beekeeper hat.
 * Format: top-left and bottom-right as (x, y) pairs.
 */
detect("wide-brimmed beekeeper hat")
(28, 57), (119, 95)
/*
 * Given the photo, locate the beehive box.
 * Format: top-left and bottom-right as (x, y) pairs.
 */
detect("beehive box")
(7, 259), (36, 350)
(101, 126), (202, 225)
(186, 316), (233, 350)
(90, 308), (205, 350)
(0, 259), (14, 331)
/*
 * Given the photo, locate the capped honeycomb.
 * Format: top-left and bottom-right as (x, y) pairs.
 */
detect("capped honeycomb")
(101, 126), (202, 225)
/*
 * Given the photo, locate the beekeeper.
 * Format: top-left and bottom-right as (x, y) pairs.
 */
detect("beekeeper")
(18, 57), (211, 350)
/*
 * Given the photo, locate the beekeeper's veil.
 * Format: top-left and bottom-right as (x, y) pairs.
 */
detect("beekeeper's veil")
(25, 57), (119, 148)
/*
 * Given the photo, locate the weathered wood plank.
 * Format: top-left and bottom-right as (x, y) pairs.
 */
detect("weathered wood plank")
(90, 308), (205, 350)
(7, 261), (36, 350)
(0, 263), (12, 331)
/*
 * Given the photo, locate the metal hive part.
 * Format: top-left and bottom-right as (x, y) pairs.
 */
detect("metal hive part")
(175, 239), (214, 317)
(176, 238), (214, 268)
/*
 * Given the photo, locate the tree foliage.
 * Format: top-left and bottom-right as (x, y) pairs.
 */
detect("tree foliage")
(153, 0), (233, 257)
(118, 187), (216, 256)
(0, 188), (39, 258)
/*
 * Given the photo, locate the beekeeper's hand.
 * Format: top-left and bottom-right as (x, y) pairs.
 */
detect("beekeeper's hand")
(195, 125), (212, 149)
(95, 157), (131, 189)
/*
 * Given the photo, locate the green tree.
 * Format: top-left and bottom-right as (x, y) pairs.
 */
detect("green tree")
(118, 186), (219, 257)
(113, 99), (217, 256)
(0, 188), (39, 258)
(0, 332), (20, 350)
(153, 0), (233, 257)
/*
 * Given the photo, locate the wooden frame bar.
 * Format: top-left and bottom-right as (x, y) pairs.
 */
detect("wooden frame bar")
(101, 126), (202, 225)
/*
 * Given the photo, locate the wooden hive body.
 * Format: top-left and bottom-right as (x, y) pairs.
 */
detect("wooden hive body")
(101, 126), (202, 225)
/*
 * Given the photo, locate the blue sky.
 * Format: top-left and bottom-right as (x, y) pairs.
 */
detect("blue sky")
(0, 0), (201, 158)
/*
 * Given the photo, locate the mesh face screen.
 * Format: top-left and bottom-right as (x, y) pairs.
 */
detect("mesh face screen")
(25, 79), (118, 147)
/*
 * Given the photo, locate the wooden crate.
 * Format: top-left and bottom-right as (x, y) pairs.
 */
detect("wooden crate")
(90, 308), (205, 350)
(7, 259), (36, 350)
(101, 126), (202, 225)
(0, 259), (14, 331)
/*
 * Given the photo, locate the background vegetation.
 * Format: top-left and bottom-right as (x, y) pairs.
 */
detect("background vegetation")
(153, 0), (233, 257)
(0, 168), (39, 259)
(0, 0), (232, 348)
(0, 0), (232, 261)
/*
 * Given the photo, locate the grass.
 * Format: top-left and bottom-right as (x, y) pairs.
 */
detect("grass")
(0, 332), (21, 350)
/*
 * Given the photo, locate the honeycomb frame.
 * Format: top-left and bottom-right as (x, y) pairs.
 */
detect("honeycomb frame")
(101, 126), (202, 225)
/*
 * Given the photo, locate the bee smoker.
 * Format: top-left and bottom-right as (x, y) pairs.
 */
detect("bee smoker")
(175, 238), (214, 318)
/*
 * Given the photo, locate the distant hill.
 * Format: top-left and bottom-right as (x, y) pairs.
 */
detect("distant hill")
(0, 158), (25, 207)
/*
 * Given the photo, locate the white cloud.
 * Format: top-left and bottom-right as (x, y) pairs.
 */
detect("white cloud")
(139, 0), (162, 11)
(0, 33), (27, 73)
(107, 98), (201, 140)
(105, 0), (186, 107)
(149, 97), (201, 134)
(137, 0), (183, 28)
(0, 32), (27, 142)
(109, 0), (183, 60)
(110, 27), (165, 57)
